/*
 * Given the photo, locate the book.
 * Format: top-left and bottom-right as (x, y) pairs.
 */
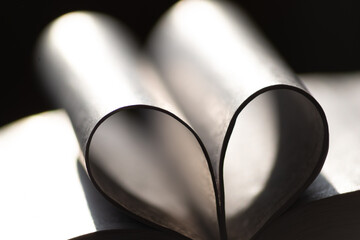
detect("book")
(4, 0), (359, 239)
(2, 72), (360, 240)
(3, 72), (360, 240)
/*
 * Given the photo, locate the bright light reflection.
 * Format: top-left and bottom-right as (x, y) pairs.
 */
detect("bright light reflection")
(47, 12), (139, 112)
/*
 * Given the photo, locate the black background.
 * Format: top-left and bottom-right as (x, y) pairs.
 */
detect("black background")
(1, 0), (360, 126)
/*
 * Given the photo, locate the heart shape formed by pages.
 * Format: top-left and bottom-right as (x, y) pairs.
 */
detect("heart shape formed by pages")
(36, 3), (328, 240)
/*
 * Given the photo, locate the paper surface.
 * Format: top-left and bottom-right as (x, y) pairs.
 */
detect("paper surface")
(299, 73), (360, 202)
(0, 111), (145, 239)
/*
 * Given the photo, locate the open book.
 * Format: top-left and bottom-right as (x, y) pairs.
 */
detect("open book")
(4, 1), (359, 239)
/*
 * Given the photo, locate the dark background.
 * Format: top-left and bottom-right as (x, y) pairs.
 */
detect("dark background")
(1, 0), (360, 127)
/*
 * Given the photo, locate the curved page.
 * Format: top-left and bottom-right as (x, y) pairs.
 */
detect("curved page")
(36, 12), (218, 240)
(148, 1), (329, 239)
(253, 73), (360, 240)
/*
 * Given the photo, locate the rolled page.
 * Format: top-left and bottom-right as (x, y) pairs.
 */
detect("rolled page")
(148, 1), (329, 239)
(254, 73), (360, 240)
(36, 12), (218, 240)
